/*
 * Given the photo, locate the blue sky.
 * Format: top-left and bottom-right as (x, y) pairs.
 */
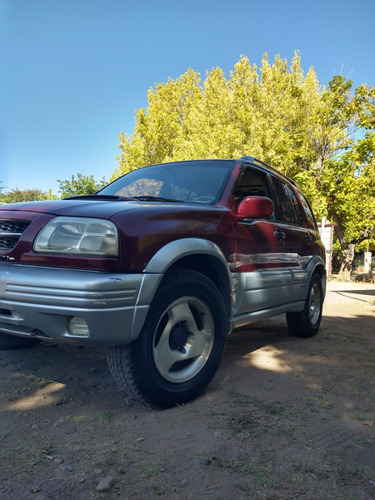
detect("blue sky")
(1, 0), (375, 195)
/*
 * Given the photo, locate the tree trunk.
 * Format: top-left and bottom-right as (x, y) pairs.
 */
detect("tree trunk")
(338, 243), (356, 281)
(331, 214), (355, 281)
(331, 213), (372, 281)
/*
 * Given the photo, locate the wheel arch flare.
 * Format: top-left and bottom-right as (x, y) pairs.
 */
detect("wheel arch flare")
(132, 239), (234, 341)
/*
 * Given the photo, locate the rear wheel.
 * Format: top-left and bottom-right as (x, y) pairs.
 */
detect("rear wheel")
(286, 273), (323, 338)
(0, 332), (41, 350)
(107, 269), (228, 408)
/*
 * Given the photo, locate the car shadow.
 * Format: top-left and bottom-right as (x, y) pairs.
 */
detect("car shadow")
(334, 289), (375, 297)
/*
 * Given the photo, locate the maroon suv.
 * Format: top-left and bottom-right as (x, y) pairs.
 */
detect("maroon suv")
(0, 156), (326, 407)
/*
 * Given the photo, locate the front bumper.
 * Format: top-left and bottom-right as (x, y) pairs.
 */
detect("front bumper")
(0, 263), (159, 346)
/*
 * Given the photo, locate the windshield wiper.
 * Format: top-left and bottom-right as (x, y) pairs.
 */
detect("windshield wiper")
(132, 196), (182, 202)
(65, 195), (134, 201)
(65, 194), (183, 203)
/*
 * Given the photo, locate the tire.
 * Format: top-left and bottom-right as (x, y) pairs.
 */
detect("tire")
(286, 273), (323, 338)
(0, 332), (41, 350)
(107, 268), (228, 408)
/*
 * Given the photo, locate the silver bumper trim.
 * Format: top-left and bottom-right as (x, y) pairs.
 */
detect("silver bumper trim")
(0, 264), (148, 346)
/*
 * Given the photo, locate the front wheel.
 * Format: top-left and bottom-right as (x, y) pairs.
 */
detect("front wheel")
(107, 269), (228, 408)
(286, 273), (323, 338)
(0, 332), (41, 350)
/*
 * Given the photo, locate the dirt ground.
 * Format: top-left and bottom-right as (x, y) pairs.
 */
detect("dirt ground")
(0, 280), (374, 500)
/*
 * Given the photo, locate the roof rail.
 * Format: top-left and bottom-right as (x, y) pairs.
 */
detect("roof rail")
(240, 155), (255, 163)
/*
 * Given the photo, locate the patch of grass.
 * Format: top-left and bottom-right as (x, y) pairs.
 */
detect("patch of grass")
(342, 379), (369, 397)
(150, 481), (179, 495)
(125, 442), (141, 453)
(140, 460), (161, 479)
(319, 330), (351, 343)
(302, 394), (332, 412)
(348, 412), (375, 429)
(0, 438), (45, 479)
(258, 401), (287, 416)
(227, 389), (290, 418)
(214, 456), (277, 488)
(309, 350), (327, 357)
(338, 464), (373, 485)
(227, 388), (253, 405)
(252, 470), (277, 488)
(218, 390), (300, 440)
(97, 412), (113, 423)
(351, 355), (375, 367)
(225, 412), (258, 436)
(214, 456), (257, 475)
(290, 460), (330, 481)
(194, 450), (212, 461)
(35, 377), (58, 388)
(316, 396), (333, 410)
(72, 414), (87, 422)
(235, 481), (253, 493)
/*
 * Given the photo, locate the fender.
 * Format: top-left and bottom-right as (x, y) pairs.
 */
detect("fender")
(145, 237), (230, 274)
(130, 238), (234, 341)
(304, 254), (327, 299)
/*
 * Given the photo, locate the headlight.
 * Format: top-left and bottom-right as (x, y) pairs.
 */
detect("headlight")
(33, 217), (118, 256)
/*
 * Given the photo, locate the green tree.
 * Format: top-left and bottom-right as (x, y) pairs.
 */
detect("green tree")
(58, 173), (107, 199)
(115, 53), (323, 178)
(114, 54), (375, 278)
(294, 76), (375, 279)
(113, 69), (203, 178)
(0, 188), (51, 203)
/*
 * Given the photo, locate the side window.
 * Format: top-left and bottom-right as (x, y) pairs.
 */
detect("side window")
(290, 191), (305, 226)
(233, 167), (270, 203)
(272, 178), (304, 226)
(298, 192), (317, 230)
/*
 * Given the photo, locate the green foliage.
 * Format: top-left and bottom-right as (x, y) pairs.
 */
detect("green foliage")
(295, 75), (375, 277)
(45, 189), (58, 200)
(114, 52), (375, 277)
(0, 188), (51, 204)
(114, 52), (325, 179)
(58, 172), (107, 199)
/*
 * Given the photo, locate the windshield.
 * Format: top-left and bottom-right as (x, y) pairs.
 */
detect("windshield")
(99, 160), (235, 204)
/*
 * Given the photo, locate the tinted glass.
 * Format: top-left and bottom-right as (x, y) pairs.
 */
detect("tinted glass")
(290, 191), (304, 226)
(233, 167), (270, 203)
(272, 178), (294, 223)
(99, 160), (235, 204)
(272, 178), (304, 226)
(298, 192), (317, 230)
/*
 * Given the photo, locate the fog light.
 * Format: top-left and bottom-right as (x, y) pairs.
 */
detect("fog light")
(68, 317), (90, 337)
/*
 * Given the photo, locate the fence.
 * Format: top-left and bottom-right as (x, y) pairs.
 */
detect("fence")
(318, 218), (333, 278)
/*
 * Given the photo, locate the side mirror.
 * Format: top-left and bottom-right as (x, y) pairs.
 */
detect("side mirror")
(235, 196), (274, 219)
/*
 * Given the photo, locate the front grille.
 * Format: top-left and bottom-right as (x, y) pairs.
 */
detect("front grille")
(0, 219), (31, 251)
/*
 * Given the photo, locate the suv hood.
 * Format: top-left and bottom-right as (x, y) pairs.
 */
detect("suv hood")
(0, 198), (159, 219)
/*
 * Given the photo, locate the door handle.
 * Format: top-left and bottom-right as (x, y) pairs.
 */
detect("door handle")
(274, 229), (286, 242)
(305, 232), (312, 244)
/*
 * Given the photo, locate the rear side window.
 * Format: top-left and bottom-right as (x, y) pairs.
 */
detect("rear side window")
(272, 178), (304, 226)
(298, 192), (317, 230)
